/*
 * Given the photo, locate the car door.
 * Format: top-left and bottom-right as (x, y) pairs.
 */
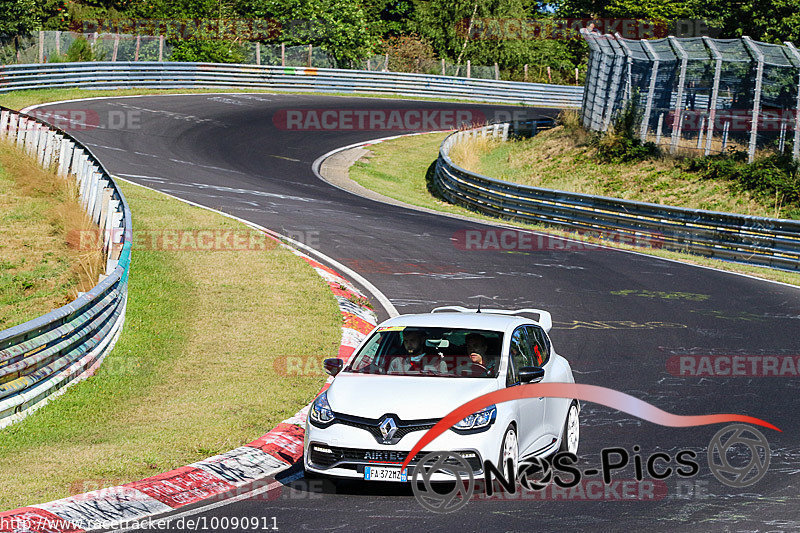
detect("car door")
(525, 325), (563, 441)
(507, 326), (545, 457)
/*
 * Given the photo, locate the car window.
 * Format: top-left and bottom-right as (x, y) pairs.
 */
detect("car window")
(347, 327), (504, 378)
(509, 327), (534, 375)
(525, 325), (550, 366)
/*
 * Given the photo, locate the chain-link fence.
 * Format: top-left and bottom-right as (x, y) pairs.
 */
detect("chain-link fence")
(1, 31), (581, 85)
(581, 29), (800, 162)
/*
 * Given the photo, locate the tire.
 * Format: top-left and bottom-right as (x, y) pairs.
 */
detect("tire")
(558, 401), (580, 455)
(499, 425), (519, 476)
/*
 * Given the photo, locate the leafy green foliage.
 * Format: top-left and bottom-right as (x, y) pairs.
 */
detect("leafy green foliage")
(591, 99), (659, 163)
(682, 151), (800, 218)
(0, 0), (39, 35)
(168, 39), (245, 63)
(64, 36), (101, 61)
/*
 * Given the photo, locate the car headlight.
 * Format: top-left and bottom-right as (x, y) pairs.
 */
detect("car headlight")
(309, 391), (335, 426)
(453, 404), (496, 432)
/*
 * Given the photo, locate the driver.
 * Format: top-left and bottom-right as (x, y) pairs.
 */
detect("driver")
(387, 330), (446, 374)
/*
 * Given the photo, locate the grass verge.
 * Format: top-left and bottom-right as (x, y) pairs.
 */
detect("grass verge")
(0, 140), (103, 329)
(348, 132), (800, 287)
(452, 125), (790, 218)
(0, 178), (341, 510)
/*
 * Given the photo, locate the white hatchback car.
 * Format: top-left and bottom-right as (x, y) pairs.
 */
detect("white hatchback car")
(303, 307), (579, 482)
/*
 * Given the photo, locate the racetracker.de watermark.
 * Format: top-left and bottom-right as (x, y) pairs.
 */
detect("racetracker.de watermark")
(452, 229), (664, 251)
(20, 109), (142, 132)
(456, 18), (715, 40)
(68, 229), (277, 252)
(667, 355), (800, 377)
(272, 109), (486, 131)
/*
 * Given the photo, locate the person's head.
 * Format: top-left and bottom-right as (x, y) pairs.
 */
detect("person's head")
(403, 330), (425, 355)
(466, 333), (488, 364)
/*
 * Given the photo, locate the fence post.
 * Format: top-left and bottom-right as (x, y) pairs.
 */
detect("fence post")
(55, 30), (61, 56)
(38, 30), (44, 63)
(614, 33), (633, 103)
(281, 43), (285, 66)
(112, 35), (119, 61)
(441, 58), (445, 76)
(703, 37), (723, 156)
(640, 40), (660, 142)
(384, 53), (389, 71)
(743, 36), (764, 163)
(307, 44), (312, 67)
(159, 35), (164, 61)
(256, 42), (261, 65)
(467, 60), (471, 78)
(524, 64), (528, 82)
(601, 34), (627, 131)
(669, 36), (689, 153)
(785, 42), (800, 162)
(494, 62), (499, 80)
(135, 35), (141, 61)
(655, 112), (664, 145)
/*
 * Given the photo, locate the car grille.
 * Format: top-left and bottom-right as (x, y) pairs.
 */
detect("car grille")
(333, 413), (440, 445)
(308, 444), (483, 473)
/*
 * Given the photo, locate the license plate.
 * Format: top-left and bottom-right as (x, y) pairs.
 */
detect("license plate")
(364, 466), (407, 482)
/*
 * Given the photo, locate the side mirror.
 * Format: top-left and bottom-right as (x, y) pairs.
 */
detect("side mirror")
(519, 366), (545, 384)
(323, 358), (344, 376)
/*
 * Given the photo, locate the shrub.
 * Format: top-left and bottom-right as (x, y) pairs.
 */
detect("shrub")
(591, 99), (660, 163)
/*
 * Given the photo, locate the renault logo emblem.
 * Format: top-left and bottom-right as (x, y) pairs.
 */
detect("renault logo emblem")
(379, 417), (398, 443)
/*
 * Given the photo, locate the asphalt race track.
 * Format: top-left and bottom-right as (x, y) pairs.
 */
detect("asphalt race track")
(34, 94), (800, 532)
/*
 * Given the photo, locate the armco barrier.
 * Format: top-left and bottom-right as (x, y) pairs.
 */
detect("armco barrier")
(435, 122), (800, 271)
(0, 62), (584, 107)
(0, 105), (131, 428)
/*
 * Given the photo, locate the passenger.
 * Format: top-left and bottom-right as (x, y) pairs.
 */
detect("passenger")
(464, 333), (496, 376)
(387, 330), (447, 374)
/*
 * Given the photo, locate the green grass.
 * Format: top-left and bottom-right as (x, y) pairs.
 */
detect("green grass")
(0, 141), (103, 329)
(349, 132), (800, 287)
(455, 126), (791, 219)
(0, 179), (341, 510)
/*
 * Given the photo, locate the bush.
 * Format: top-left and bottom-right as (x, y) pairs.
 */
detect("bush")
(168, 40), (245, 64)
(65, 37), (98, 62)
(682, 151), (800, 217)
(590, 99), (660, 163)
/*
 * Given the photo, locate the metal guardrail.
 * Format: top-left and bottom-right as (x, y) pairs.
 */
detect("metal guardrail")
(0, 62), (585, 107)
(0, 105), (132, 428)
(435, 121), (800, 271)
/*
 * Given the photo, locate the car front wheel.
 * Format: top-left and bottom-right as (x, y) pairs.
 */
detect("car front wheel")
(558, 402), (580, 455)
(499, 425), (519, 476)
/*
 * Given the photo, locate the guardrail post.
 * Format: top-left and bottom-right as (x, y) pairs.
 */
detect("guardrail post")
(502, 123), (510, 141)
(743, 36), (764, 163)
(669, 36), (689, 153)
(7, 112), (18, 142)
(16, 117), (27, 148)
(785, 42), (800, 161)
(0, 110), (8, 137)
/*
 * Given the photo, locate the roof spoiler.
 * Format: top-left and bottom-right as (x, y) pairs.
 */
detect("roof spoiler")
(431, 306), (553, 333)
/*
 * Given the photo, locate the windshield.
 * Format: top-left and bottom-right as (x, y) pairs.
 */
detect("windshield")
(347, 326), (503, 378)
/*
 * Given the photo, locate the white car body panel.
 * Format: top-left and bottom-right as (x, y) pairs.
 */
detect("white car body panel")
(303, 310), (578, 481)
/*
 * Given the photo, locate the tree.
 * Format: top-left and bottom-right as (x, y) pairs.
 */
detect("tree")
(240, 0), (379, 66)
(0, 0), (39, 36)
